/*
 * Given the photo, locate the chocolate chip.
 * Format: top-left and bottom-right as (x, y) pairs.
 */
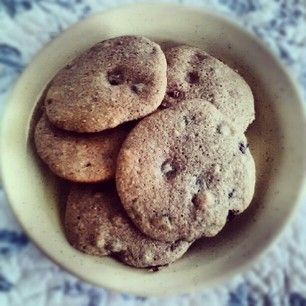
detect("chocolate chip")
(46, 99), (53, 105)
(228, 188), (236, 199)
(167, 90), (184, 99)
(107, 69), (124, 85)
(227, 209), (239, 221)
(131, 198), (137, 205)
(131, 83), (145, 94)
(186, 71), (200, 84)
(207, 93), (215, 102)
(182, 116), (189, 126)
(196, 176), (206, 191)
(239, 142), (249, 154)
(195, 53), (208, 61)
(106, 240), (123, 252)
(216, 122), (231, 135)
(148, 266), (163, 272)
(216, 125), (222, 134)
(161, 160), (177, 179)
(85, 162), (92, 167)
(206, 172), (215, 187)
(192, 190), (214, 210)
(170, 241), (180, 251)
(88, 234), (95, 245)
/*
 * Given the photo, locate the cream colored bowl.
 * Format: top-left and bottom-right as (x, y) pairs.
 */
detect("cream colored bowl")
(1, 3), (306, 296)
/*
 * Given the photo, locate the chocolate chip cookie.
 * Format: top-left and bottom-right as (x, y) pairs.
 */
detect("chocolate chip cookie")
(116, 99), (256, 242)
(45, 36), (167, 132)
(65, 183), (191, 267)
(34, 114), (128, 183)
(163, 45), (255, 132)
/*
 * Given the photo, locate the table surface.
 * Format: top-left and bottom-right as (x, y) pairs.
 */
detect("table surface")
(0, 1), (306, 305)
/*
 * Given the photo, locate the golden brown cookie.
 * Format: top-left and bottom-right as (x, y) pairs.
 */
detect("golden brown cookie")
(45, 36), (167, 133)
(65, 183), (191, 268)
(34, 114), (128, 183)
(116, 99), (256, 242)
(163, 45), (255, 132)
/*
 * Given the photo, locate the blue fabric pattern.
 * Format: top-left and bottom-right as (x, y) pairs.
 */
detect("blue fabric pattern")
(0, 274), (12, 292)
(290, 293), (306, 306)
(0, 229), (28, 255)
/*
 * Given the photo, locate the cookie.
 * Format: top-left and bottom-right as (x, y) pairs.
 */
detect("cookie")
(65, 183), (191, 268)
(116, 99), (256, 242)
(45, 36), (167, 133)
(162, 45), (255, 132)
(34, 114), (128, 183)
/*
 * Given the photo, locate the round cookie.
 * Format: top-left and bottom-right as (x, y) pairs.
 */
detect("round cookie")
(34, 114), (128, 183)
(116, 99), (256, 242)
(45, 36), (167, 133)
(162, 45), (255, 132)
(65, 183), (191, 268)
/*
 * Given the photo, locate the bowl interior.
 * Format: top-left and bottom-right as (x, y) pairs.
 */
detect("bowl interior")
(1, 4), (306, 296)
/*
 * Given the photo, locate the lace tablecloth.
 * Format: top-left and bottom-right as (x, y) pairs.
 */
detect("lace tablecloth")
(0, 1), (306, 305)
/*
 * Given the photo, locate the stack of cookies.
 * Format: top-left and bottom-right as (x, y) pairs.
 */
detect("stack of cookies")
(34, 36), (256, 269)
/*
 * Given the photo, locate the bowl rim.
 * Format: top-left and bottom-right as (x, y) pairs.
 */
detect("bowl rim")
(1, 2), (306, 297)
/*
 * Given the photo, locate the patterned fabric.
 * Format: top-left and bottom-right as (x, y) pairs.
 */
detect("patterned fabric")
(0, 1), (306, 305)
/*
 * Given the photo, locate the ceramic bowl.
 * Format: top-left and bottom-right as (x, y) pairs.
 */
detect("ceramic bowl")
(1, 3), (306, 296)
